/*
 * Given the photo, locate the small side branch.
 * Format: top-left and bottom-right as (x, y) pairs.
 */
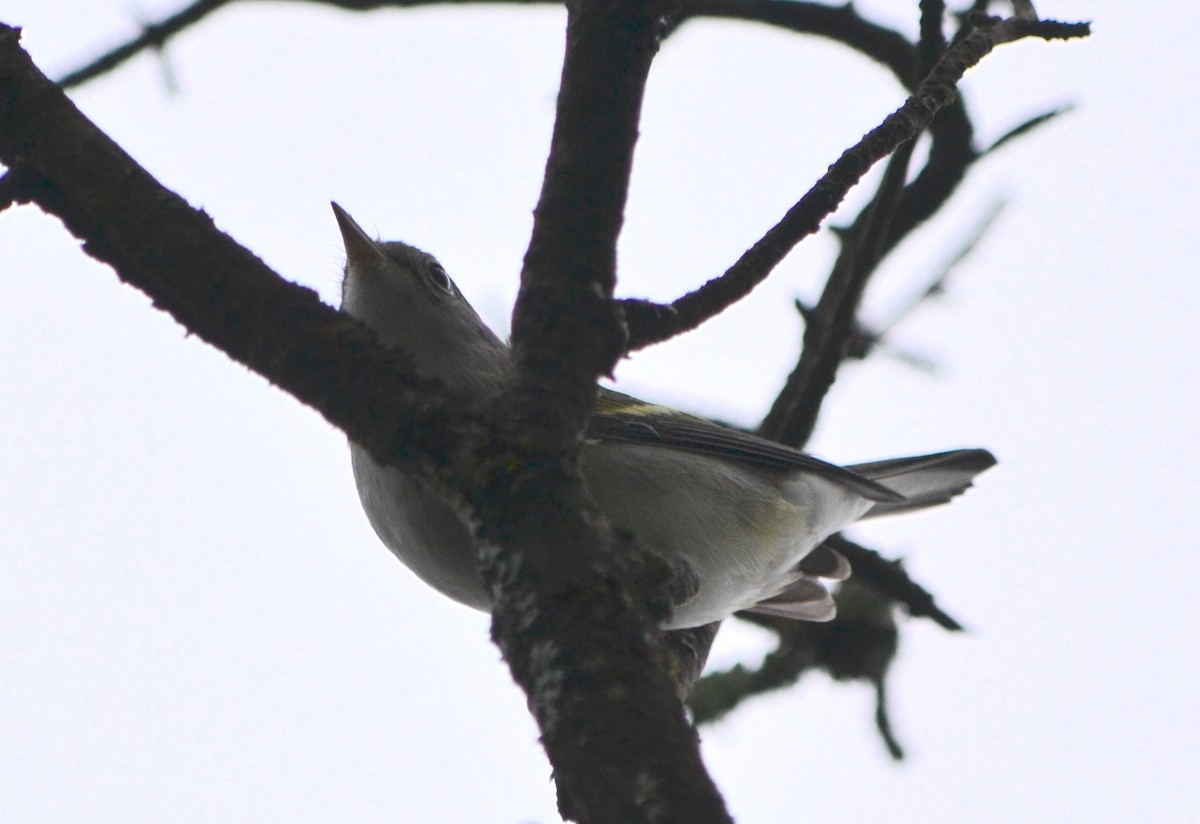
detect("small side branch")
(56, 0), (234, 88)
(621, 13), (1089, 352)
(825, 535), (965, 631)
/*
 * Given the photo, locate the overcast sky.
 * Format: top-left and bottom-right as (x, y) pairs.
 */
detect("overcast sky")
(3, 1), (1197, 822)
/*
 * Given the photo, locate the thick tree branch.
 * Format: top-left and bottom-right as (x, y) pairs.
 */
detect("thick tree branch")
(4, 16), (734, 821)
(9, 0), (1090, 807)
(0, 26), (478, 484)
(471, 0), (736, 817)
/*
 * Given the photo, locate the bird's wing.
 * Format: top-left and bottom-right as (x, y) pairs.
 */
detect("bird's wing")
(589, 389), (905, 504)
(847, 448), (997, 518)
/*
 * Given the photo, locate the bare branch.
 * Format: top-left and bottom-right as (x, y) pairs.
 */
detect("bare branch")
(56, 0), (233, 88)
(820, 198), (1005, 373)
(57, 0), (914, 91)
(918, 0), (949, 80)
(3, 32), (511, 505)
(983, 103), (1075, 155)
(436, 0), (733, 817)
(758, 133), (918, 446)
(874, 673), (906, 759)
(0, 169), (16, 212)
(677, 0), (914, 80)
(692, 575), (906, 760)
(4, 21), (729, 821)
(758, 0), (963, 446)
(621, 13), (1089, 352)
(824, 535), (965, 631)
(764, 94), (978, 424)
(879, 198), (1006, 332)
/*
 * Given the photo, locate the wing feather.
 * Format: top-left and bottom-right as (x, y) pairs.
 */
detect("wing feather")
(590, 389), (904, 504)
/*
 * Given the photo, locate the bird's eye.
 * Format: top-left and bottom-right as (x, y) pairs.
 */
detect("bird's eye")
(422, 262), (451, 295)
(425, 261), (454, 294)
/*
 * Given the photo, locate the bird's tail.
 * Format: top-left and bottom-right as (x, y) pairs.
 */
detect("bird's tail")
(848, 448), (997, 519)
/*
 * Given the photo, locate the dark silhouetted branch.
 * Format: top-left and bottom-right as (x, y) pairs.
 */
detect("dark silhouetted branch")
(2, 26), (473, 477)
(472, 0), (733, 817)
(676, 0), (914, 79)
(56, 0), (233, 88)
(692, 575), (907, 757)
(622, 12), (1088, 353)
(58, 0), (914, 91)
(758, 131), (919, 446)
(918, 0), (949, 80)
(5, 17), (730, 821)
(984, 103), (1074, 155)
(0, 169), (15, 212)
(825, 535), (965, 631)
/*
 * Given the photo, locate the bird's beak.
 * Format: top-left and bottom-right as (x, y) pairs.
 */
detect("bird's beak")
(331, 201), (385, 269)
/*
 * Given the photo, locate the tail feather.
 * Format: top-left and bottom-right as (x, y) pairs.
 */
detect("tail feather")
(849, 448), (997, 519)
(748, 577), (837, 622)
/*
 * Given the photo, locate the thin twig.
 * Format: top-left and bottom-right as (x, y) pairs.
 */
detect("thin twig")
(56, 0), (233, 88)
(880, 198), (1006, 333)
(827, 535), (965, 631)
(677, 0), (914, 81)
(984, 104), (1075, 155)
(621, 13), (1089, 353)
(758, 134), (918, 446)
(58, 0), (913, 91)
(917, 0), (948, 81)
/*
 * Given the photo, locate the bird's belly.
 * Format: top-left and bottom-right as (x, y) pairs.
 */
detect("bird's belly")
(351, 440), (871, 629)
(351, 445), (491, 612)
(581, 442), (871, 628)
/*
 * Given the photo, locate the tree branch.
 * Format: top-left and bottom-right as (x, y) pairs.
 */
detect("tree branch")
(825, 535), (964, 630)
(4, 12), (739, 820)
(0, 26), (478, 482)
(756, 0), (947, 446)
(983, 103), (1074, 155)
(693, 574), (910, 758)
(56, 0), (912, 90)
(682, 7), (1086, 743)
(917, 0), (949, 81)
(675, 0), (914, 79)
(467, 0), (734, 818)
(620, 12), (1088, 352)
(56, 0), (234, 88)
(758, 133), (918, 445)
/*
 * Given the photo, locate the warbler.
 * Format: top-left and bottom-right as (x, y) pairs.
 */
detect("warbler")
(333, 202), (995, 629)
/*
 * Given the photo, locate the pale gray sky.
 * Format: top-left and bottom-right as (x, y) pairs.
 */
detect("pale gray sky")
(3, 1), (1196, 821)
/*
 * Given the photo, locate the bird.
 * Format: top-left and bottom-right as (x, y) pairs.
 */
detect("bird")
(332, 202), (995, 630)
